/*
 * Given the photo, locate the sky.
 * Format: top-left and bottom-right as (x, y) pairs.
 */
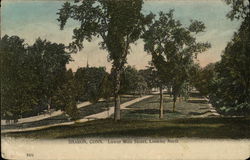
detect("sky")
(2, 0), (242, 72)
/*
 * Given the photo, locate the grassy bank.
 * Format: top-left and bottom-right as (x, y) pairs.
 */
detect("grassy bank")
(2, 117), (250, 139)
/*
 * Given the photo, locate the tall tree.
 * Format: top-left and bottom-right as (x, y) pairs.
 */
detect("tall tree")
(1, 35), (71, 120)
(28, 38), (71, 112)
(57, 0), (153, 120)
(53, 69), (79, 120)
(139, 66), (159, 92)
(139, 64), (163, 117)
(120, 65), (148, 96)
(74, 66), (107, 103)
(74, 67), (87, 102)
(142, 10), (210, 116)
(190, 63), (216, 96)
(1, 35), (38, 120)
(99, 73), (114, 116)
(208, 0), (250, 115)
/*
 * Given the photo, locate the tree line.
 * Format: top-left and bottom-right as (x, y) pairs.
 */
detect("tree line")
(0, 36), (154, 120)
(191, 0), (250, 116)
(55, 0), (250, 118)
(57, 0), (212, 120)
(1, 0), (249, 122)
(1, 36), (71, 120)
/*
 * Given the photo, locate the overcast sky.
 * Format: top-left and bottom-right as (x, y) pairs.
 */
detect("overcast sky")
(2, 0), (242, 72)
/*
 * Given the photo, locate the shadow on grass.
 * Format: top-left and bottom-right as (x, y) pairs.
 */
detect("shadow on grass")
(1, 115), (71, 130)
(199, 107), (210, 109)
(189, 92), (204, 98)
(188, 111), (212, 115)
(129, 109), (181, 115)
(171, 117), (250, 125)
(3, 117), (250, 139)
(187, 99), (208, 104)
(148, 100), (172, 104)
(60, 119), (250, 139)
(73, 125), (237, 139)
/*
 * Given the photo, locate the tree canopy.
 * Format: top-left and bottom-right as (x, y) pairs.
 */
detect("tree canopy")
(196, 0), (250, 116)
(57, 0), (153, 120)
(224, 0), (249, 20)
(190, 63), (216, 96)
(208, 1), (250, 115)
(1, 35), (72, 120)
(142, 10), (211, 113)
(74, 66), (107, 103)
(120, 65), (148, 95)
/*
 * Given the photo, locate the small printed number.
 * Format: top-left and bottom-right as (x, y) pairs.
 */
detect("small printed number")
(27, 153), (34, 157)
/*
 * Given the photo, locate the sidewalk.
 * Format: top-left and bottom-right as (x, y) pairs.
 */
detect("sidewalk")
(84, 95), (153, 119)
(1, 95), (153, 133)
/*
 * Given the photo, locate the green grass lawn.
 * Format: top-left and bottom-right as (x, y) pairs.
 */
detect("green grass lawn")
(2, 117), (250, 139)
(122, 94), (211, 120)
(1, 114), (71, 130)
(2, 93), (249, 139)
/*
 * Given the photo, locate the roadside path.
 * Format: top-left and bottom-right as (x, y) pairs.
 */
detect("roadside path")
(84, 95), (153, 120)
(1, 95), (153, 133)
(204, 97), (220, 116)
(190, 97), (220, 118)
(1, 100), (102, 125)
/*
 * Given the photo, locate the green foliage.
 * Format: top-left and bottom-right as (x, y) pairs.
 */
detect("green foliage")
(142, 10), (210, 104)
(1, 35), (37, 119)
(207, 1), (250, 116)
(65, 100), (79, 121)
(179, 81), (190, 101)
(57, 69), (79, 120)
(120, 66), (148, 95)
(191, 63), (216, 96)
(52, 70), (75, 108)
(1, 35), (72, 120)
(29, 38), (71, 109)
(57, 0), (153, 120)
(99, 73), (114, 100)
(139, 66), (161, 90)
(57, 0), (151, 62)
(75, 67), (107, 103)
(224, 0), (249, 20)
(209, 17), (250, 115)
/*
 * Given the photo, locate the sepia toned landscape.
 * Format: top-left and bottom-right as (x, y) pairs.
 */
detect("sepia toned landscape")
(1, 0), (250, 141)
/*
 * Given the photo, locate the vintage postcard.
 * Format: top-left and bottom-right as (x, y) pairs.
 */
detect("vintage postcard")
(1, 0), (250, 159)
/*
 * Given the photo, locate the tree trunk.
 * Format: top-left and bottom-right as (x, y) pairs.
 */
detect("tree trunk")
(173, 100), (176, 112)
(106, 98), (110, 117)
(167, 86), (172, 97)
(159, 85), (164, 119)
(173, 95), (177, 112)
(114, 69), (121, 121)
(48, 97), (51, 115)
(114, 94), (121, 120)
